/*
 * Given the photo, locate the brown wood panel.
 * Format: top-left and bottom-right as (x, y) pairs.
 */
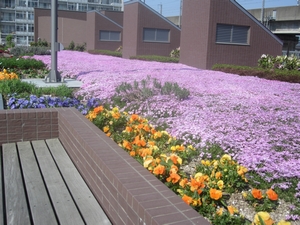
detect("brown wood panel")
(31, 140), (84, 225)
(2, 143), (31, 225)
(46, 138), (111, 225)
(17, 141), (58, 225)
(0, 146), (3, 225)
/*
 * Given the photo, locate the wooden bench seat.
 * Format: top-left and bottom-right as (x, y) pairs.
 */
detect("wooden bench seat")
(1, 138), (111, 225)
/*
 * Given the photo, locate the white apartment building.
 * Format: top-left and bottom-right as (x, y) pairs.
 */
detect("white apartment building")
(0, 0), (123, 46)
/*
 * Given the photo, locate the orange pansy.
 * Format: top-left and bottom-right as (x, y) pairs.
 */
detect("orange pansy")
(227, 205), (236, 215)
(153, 164), (165, 175)
(266, 189), (278, 201)
(122, 140), (132, 150)
(166, 172), (181, 184)
(93, 106), (104, 114)
(182, 195), (193, 205)
(215, 171), (222, 179)
(252, 188), (263, 200)
(209, 188), (222, 200)
(179, 178), (188, 188)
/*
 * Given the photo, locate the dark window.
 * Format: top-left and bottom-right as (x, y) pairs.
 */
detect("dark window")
(99, 31), (121, 41)
(216, 24), (249, 45)
(143, 28), (170, 43)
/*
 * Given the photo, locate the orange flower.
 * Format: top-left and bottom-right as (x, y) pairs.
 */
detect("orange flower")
(154, 131), (162, 139)
(143, 124), (151, 132)
(129, 151), (136, 156)
(103, 126), (109, 133)
(166, 172), (181, 184)
(106, 132), (111, 137)
(190, 177), (205, 192)
(266, 189), (278, 201)
(227, 205), (236, 215)
(209, 188), (222, 200)
(139, 148), (152, 157)
(170, 154), (182, 165)
(252, 189), (263, 200)
(169, 164), (179, 174)
(132, 136), (146, 147)
(182, 195), (193, 205)
(93, 105), (104, 114)
(122, 140), (132, 151)
(112, 111), (120, 119)
(179, 178), (188, 188)
(125, 126), (133, 132)
(148, 141), (155, 146)
(131, 114), (139, 120)
(137, 124), (144, 129)
(215, 171), (222, 179)
(153, 164), (165, 175)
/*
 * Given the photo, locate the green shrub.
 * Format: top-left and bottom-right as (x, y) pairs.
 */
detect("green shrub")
(88, 49), (122, 57)
(67, 41), (75, 50)
(130, 55), (179, 63)
(212, 64), (300, 83)
(10, 46), (50, 57)
(30, 38), (49, 47)
(5, 34), (15, 48)
(0, 79), (37, 100)
(34, 84), (74, 98)
(74, 42), (86, 52)
(170, 47), (180, 58)
(0, 57), (46, 70)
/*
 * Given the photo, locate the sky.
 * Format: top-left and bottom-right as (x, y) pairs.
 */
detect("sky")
(140, 0), (300, 17)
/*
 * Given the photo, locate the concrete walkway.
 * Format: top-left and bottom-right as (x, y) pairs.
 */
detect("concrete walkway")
(21, 78), (82, 88)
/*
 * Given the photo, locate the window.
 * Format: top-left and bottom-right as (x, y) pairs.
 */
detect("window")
(216, 24), (249, 45)
(99, 31), (121, 41)
(143, 28), (170, 42)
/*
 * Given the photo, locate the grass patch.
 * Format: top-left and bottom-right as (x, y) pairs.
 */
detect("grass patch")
(87, 49), (122, 57)
(130, 55), (179, 63)
(212, 64), (300, 83)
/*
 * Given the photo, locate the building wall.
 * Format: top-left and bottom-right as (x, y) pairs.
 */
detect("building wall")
(35, 9), (122, 51)
(101, 11), (124, 26)
(180, 0), (282, 69)
(34, 9), (87, 48)
(123, 0), (180, 59)
(90, 11), (123, 51)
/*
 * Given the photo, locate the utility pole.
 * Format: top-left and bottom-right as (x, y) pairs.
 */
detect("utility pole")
(261, 0), (265, 24)
(45, 0), (61, 83)
(179, 0), (183, 28)
(158, 3), (162, 14)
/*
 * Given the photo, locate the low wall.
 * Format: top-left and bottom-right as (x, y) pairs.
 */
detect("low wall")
(0, 108), (211, 225)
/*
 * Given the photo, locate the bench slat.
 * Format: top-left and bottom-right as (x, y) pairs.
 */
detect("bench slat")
(31, 140), (84, 225)
(46, 138), (112, 225)
(17, 141), (58, 225)
(0, 147), (3, 225)
(3, 143), (31, 225)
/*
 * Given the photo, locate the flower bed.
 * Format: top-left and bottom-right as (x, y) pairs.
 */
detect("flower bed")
(10, 50), (300, 224)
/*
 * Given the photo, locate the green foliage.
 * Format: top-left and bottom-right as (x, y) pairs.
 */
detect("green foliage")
(0, 79), (37, 100)
(74, 42), (86, 52)
(112, 76), (190, 108)
(87, 49), (122, 57)
(130, 55), (179, 63)
(67, 41), (75, 50)
(0, 79), (75, 103)
(10, 46), (51, 57)
(30, 38), (49, 47)
(170, 47), (180, 58)
(212, 63), (300, 83)
(32, 84), (74, 98)
(5, 34), (15, 48)
(0, 57), (46, 70)
(66, 41), (86, 52)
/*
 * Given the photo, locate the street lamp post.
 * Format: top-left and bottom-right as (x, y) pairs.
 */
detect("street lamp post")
(46, 0), (61, 83)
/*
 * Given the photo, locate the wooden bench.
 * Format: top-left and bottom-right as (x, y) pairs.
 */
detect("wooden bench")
(1, 138), (111, 225)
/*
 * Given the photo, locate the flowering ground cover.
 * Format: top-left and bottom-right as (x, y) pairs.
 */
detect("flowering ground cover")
(32, 51), (300, 222)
